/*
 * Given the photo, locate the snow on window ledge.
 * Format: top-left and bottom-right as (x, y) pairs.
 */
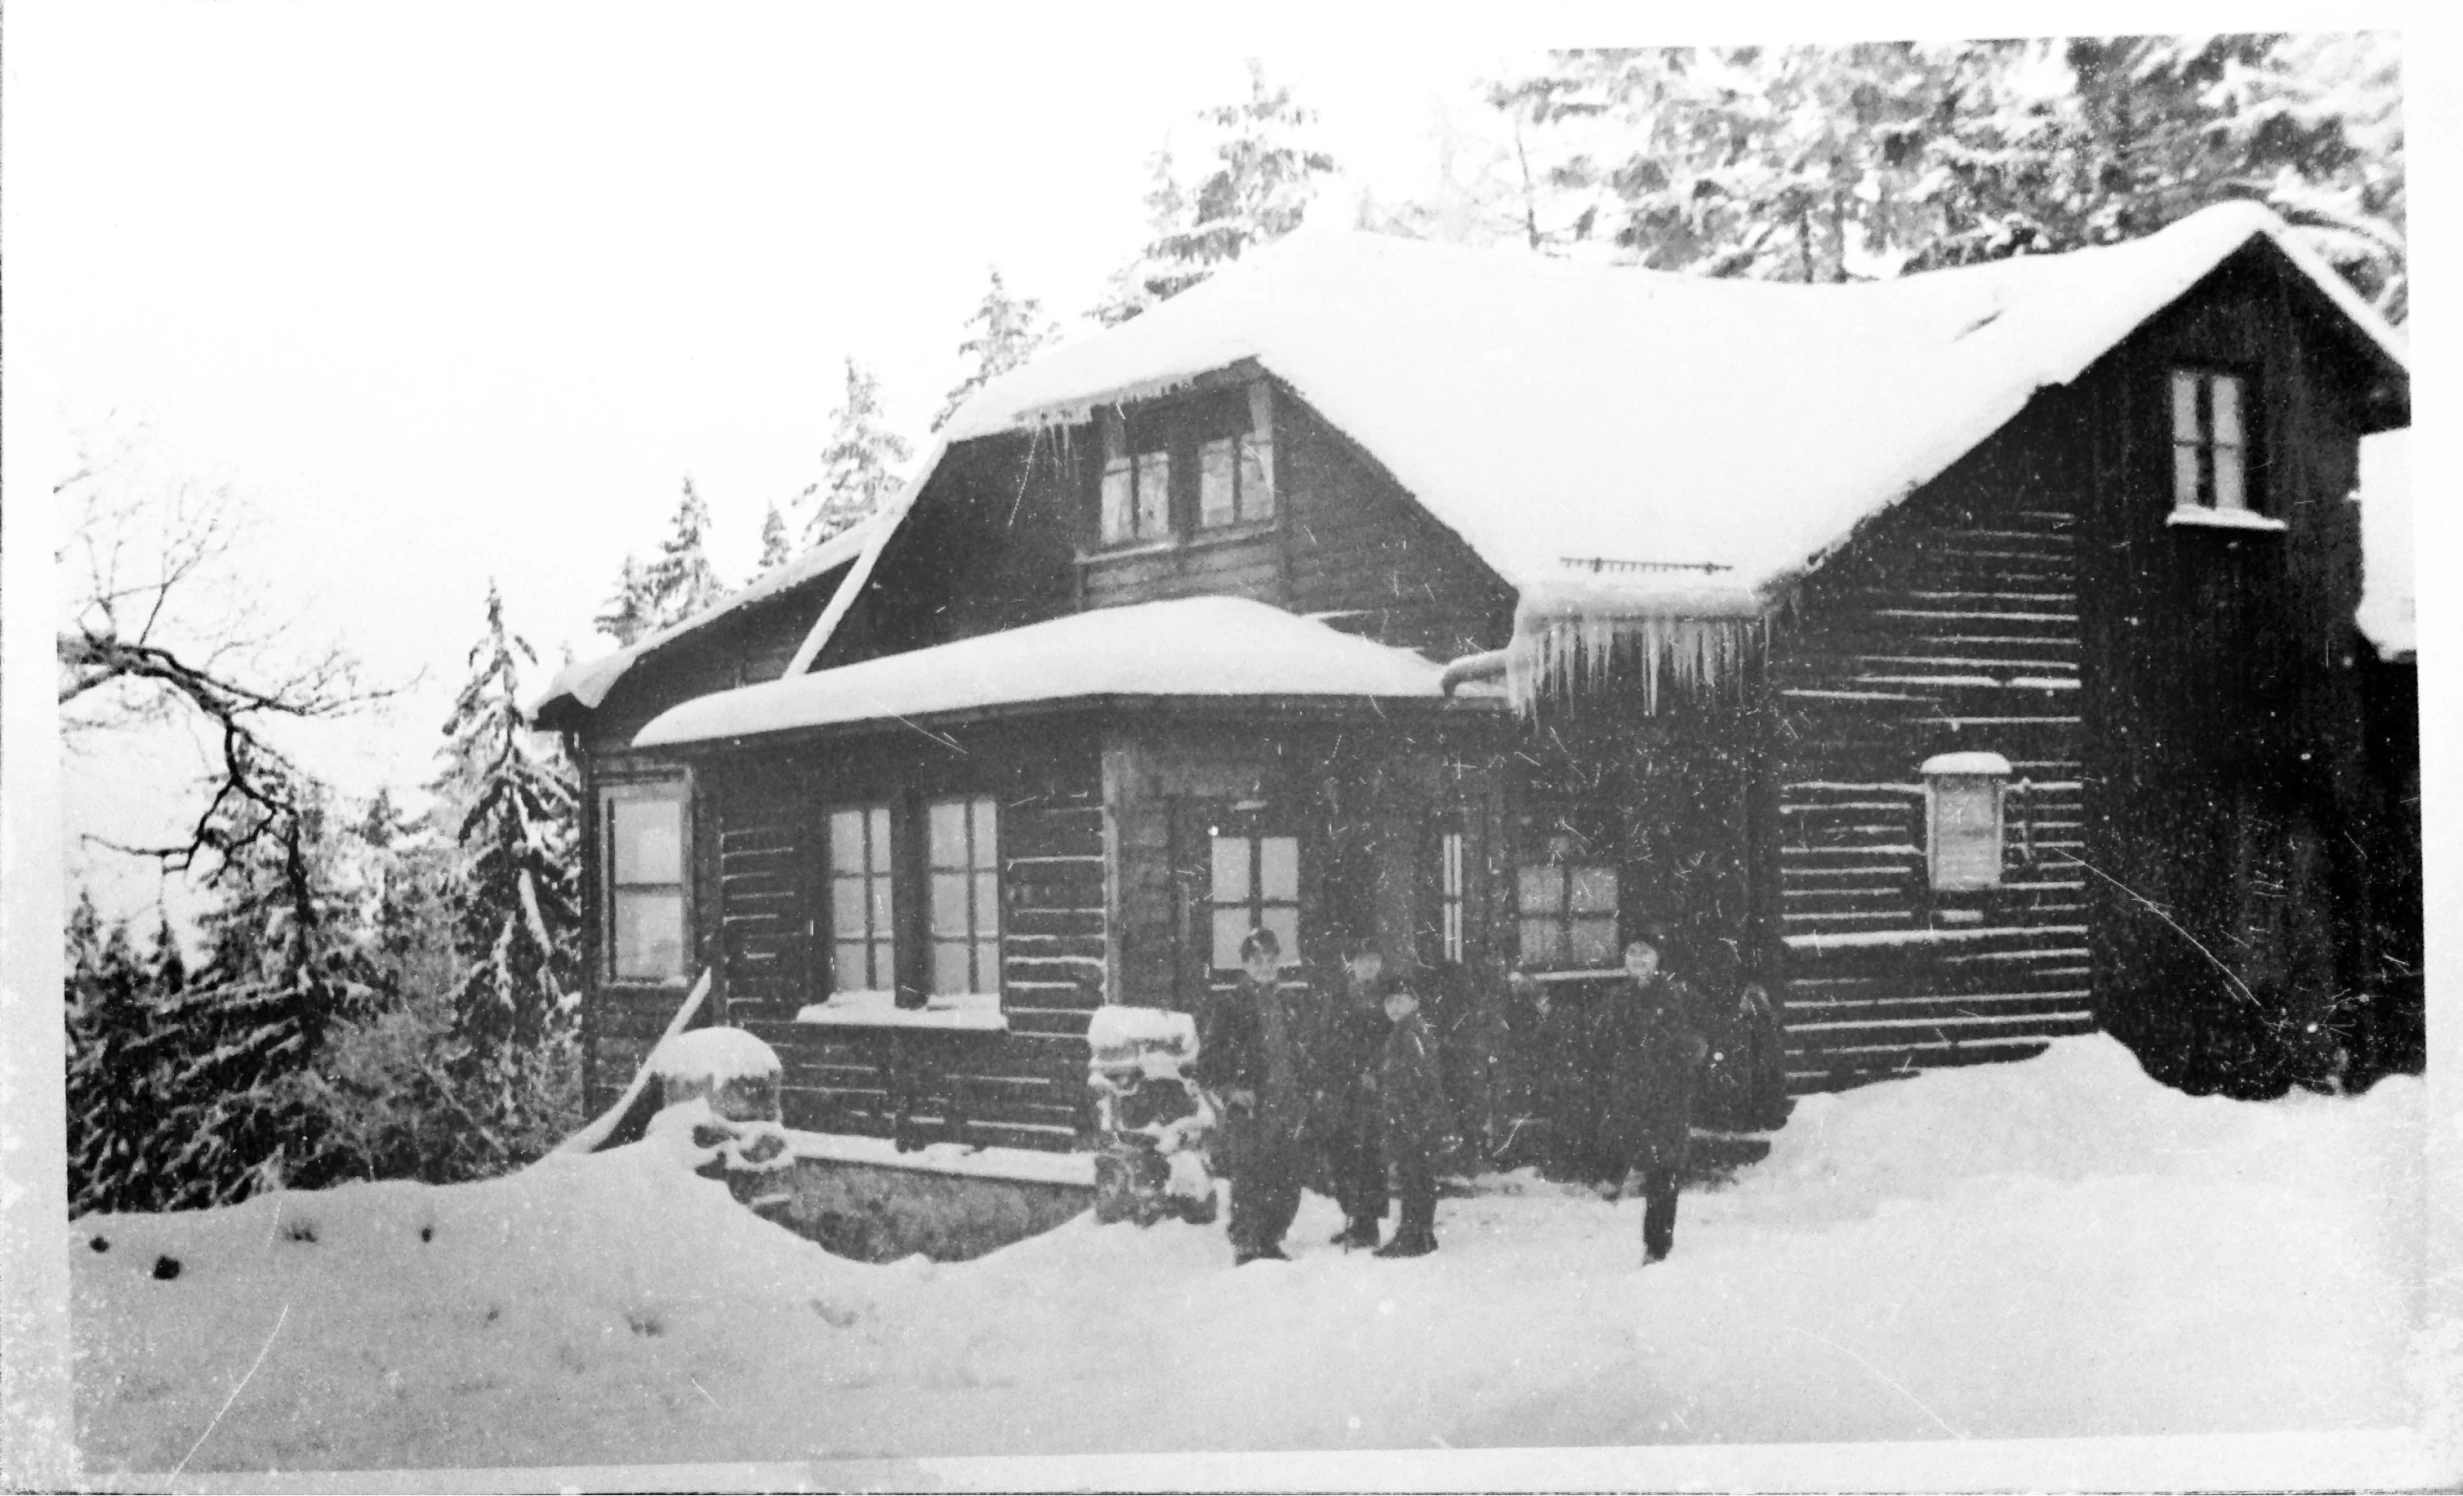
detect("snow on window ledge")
(2166, 506), (2288, 534)
(795, 989), (1009, 1032)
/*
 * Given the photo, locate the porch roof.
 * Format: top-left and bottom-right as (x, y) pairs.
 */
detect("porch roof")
(631, 596), (1490, 749)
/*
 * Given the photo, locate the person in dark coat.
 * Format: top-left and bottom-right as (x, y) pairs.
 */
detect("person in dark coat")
(1594, 930), (1710, 1263)
(1311, 939), (1393, 1250)
(1509, 971), (1599, 1181)
(1188, 927), (1308, 1265)
(1370, 982), (1447, 1257)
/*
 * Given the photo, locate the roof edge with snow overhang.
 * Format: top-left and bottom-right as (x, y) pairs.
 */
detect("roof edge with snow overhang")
(633, 595), (1499, 751)
(525, 513), (889, 727)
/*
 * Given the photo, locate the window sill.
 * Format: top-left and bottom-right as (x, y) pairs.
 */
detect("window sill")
(2167, 507), (2287, 534)
(796, 990), (1009, 1033)
(1081, 521), (1278, 564)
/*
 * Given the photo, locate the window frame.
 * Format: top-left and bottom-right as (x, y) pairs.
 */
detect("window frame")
(1432, 825), (1468, 966)
(2169, 365), (2258, 516)
(924, 793), (1004, 999)
(1921, 753), (2012, 895)
(1515, 858), (1620, 971)
(1205, 817), (1304, 973)
(826, 801), (901, 996)
(1091, 380), (1279, 553)
(600, 777), (692, 987)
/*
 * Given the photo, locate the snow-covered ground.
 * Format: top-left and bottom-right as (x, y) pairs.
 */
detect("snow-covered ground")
(70, 1035), (2447, 1481)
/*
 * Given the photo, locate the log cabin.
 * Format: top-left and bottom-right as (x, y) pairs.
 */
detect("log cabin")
(531, 202), (2415, 1158)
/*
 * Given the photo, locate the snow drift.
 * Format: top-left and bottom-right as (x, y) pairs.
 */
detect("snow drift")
(71, 1035), (2439, 1476)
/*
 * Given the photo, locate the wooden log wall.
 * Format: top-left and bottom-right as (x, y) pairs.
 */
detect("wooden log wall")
(672, 740), (1109, 1155)
(1768, 390), (2099, 1092)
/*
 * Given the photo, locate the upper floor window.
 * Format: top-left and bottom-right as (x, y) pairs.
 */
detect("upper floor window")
(828, 803), (898, 992)
(1922, 752), (2010, 892)
(2171, 368), (2251, 514)
(1517, 860), (1617, 969)
(1209, 825), (1301, 971)
(1099, 409), (1172, 546)
(926, 795), (1002, 996)
(1198, 384), (1277, 530)
(605, 780), (688, 983)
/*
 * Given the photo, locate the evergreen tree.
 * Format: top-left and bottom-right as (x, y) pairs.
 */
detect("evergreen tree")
(757, 501), (792, 572)
(1095, 60), (1338, 324)
(594, 553), (657, 648)
(643, 478), (728, 629)
(436, 580), (581, 1149)
(65, 897), (159, 1217)
(1485, 37), (2403, 305)
(145, 784), (379, 1209)
(935, 268), (1061, 429)
(796, 358), (913, 544)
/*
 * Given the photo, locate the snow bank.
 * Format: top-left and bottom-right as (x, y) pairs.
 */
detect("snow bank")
(73, 1034), (2437, 1477)
(636, 595), (1469, 748)
(649, 1026), (780, 1087)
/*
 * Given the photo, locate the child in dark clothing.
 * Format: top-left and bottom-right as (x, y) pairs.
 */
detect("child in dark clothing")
(1371, 984), (1447, 1258)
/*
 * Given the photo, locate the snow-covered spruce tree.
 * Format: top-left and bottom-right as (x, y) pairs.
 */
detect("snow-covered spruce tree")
(796, 357), (913, 545)
(1484, 37), (2404, 306)
(144, 786), (381, 1209)
(434, 580), (582, 1166)
(643, 477), (728, 631)
(935, 268), (1060, 429)
(1095, 59), (1338, 325)
(757, 501), (792, 572)
(64, 896), (162, 1217)
(594, 553), (657, 648)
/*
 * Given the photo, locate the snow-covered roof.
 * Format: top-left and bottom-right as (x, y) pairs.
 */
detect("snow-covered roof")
(938, 202), (2406, 623)
(526, 515), (886, 724)
(2356, 428), (2414, 662)
(632, 595), (1480, 749)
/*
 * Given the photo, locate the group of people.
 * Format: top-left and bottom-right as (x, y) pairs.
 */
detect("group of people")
(1186, 925), (1712, 1267)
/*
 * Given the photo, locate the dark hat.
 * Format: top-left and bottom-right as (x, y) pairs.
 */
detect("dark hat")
(1625, 923), (1674, 956)
(1238, 926), (1282, 963)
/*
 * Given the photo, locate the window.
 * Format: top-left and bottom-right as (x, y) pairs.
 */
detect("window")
(828, 804), (897, 992)
(926, 795), (1002, 996)
(1434, 828), (1467, 964)
(1517, 861), (1617, 968)
(1922, 752), (2010, 892)
(2171, 368), (2251, 513)
(605, 782), (688, 983)
(1197, 384), (1277, 529)
(1098, 409), (1172, 545)
(1209, 828), (1301, 970)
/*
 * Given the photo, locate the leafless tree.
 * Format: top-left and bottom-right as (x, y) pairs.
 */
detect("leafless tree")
(55, 423), (395, 880)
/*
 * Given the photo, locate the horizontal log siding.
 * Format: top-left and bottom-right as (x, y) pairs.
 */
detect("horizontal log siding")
(1770, 392), (2096, 1093)
(710, 744), (1106, 1154)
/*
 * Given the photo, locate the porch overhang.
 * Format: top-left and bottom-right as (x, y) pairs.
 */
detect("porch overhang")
(631, 595), (1505, 752)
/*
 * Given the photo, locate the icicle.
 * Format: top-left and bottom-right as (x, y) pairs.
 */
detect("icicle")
(1505, 610), (1765, 716)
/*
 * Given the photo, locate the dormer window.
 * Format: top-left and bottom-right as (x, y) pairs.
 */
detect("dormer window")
(1099, 409), (1171, 545)
(2171, 368), (2251, 514)
(1198, 384), (1276, 530)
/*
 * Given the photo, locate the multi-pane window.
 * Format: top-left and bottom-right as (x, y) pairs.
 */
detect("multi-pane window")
(1923, 753), (2010, 892)
(1099, 410), (1172, 546)
(606, 784), (688, 982)
(1197, 389), (1276, 530)
(1209, 829), (1301, 970)
(1517, 862), (1617, 969)
(927, 795), (1002, 997)
(2171, 368), (2251, 512)
(828, 804), (897, 992)
(1435, 828), (1467, 964)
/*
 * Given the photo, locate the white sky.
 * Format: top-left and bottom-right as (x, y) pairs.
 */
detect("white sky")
(10, 1), (2442, 928)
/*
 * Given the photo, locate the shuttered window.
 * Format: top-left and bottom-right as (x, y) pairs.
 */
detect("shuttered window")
(2171, 368), (2252, 513)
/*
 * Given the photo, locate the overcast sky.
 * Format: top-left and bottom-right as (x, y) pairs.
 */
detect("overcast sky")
(14, 2), (2436, 928)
